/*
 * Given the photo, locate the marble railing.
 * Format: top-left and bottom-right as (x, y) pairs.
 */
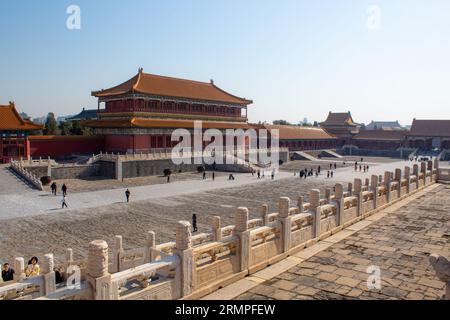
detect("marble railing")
(1, 159), (440, 300)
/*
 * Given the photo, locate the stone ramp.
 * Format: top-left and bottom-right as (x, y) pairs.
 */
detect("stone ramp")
(292, 151), (318, 161)
(0, 166), (36, 195)
(322, 150), (343, 158)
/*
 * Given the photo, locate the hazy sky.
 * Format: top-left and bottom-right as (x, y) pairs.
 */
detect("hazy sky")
(1, 0), (449, 125)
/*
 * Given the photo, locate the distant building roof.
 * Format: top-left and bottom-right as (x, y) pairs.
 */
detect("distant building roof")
(263, 124), (337, 140)
(409, 119), (450, 137)
(92, 68), (252, 106)
(320, 112), (359, 127)
(67, 108), (98, 121)
(366, 121), (403, 130)
(353, 129), (408, 141)
(0, 102), (43, 131)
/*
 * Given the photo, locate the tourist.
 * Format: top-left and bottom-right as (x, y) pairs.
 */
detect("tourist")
(202, 171), (206, 180)
(271, 169), (275, 180)
(367, 165), (370, 172)
(354, 162), (358, 171)
(334, 163), (337, 170)
(329, 163), (332, 170)
(51, 182), (57, 196)
(212, 172), (215, 181)
(25, 257), (40, 277)
(62, 184), (67, 196)
(167, 175), (170, 183)
(61, 195), (68, 209)
(257, 170), (261, 179)
(318, 166), (321, 174)
(359, 165), (362, 172)
(327, 171), (330, 178)
(331, 171), (334, 178)
(192, 214), (198, 233)
(125, 189), (131, 203)
(2, 263), (14, 282)
(361, 157), (364, 163)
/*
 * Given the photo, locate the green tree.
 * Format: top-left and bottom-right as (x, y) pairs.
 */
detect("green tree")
(273, 120), (291, 125)
(59, 121), (72, 136)
(44, 112), (58, 135)
(70, 121), (83, 135)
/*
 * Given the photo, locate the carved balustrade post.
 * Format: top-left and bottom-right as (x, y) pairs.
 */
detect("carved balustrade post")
(278, 197), (292, 252)
(310, 189), (321, 238)
(404, 166), (411, 193)
(260, 204), (269, 225)
(42, 253), (56, 295)
(371, 175), (379, 209)
(176, 221), (193, 297)
(235, 207), (250, 273)
(384, 171), (391, 203)
(413, 164), (419, 189)
(297, 196), (304, 213)
(354, 178), (362, 216)
(334, 183), (345, 226)
(211, 216), (222, 241)
(87, 240), (111, 300)
(146, 231), (156, 262)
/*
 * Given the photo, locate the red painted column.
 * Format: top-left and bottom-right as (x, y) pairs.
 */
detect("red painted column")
(25, 138), (31, 159)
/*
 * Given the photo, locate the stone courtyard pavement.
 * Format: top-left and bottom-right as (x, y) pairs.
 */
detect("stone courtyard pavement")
(206, 184), (450, 300)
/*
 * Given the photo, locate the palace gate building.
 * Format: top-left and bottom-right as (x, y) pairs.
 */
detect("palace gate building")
(84, 69), (255, 153)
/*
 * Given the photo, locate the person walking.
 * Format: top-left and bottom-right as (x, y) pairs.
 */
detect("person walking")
(61, 195), (68, 209)
(202, 171), (207, 180)
(271, 169), (275, 180)
(257, 170), (261, 179)
(51, 182), (57, 196)
(331, 171), (334, 178)
(125, 189), (131, 203)
(167, 175), (170, 183)
(62, 184), (67, 197)
(212, 172), (215, 181)
(334, 163), (337, 170)
(327, 171), (330, 178)
(318, 166), (321, 174)
(192, 214), (198, 233)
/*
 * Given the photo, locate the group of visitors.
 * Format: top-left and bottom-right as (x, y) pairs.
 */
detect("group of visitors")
(50, 182), (69, 209)
(1, 256), (40, 282)
(2, 257), (65, 284)
(354, 160), (369, 173)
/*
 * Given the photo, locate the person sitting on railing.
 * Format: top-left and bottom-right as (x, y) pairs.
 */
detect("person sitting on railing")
(1, 263), (15, 282)
(25, 257), (40, 277)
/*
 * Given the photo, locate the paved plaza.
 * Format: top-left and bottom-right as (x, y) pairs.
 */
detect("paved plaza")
(204, 184), (449, 300)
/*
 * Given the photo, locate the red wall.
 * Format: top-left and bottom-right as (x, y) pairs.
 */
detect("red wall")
(29, 136), (105, 158)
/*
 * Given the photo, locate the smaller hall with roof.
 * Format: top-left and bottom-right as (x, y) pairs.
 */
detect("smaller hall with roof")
(0, 102), (43, 163)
